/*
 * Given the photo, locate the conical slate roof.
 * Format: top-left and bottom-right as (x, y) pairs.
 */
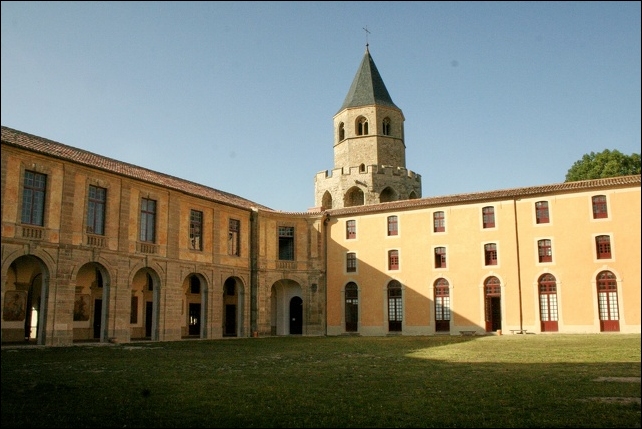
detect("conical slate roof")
(338, 46), (399, 112)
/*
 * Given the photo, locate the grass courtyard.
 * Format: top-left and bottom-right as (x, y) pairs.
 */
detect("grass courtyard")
(1, 334), (640, 428)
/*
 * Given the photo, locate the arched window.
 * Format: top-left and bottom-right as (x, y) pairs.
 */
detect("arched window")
(387, 280), (402, 332)
(345, 282), (358, 332)
(359, 163), (366, 173)
(382, 117), (391, 135)
(357, 117), (369, 135)
(538, 273), (558, 332)
(338, 122), (345, 141)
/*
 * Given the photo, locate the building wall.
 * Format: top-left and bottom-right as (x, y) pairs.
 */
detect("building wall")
(1, 141), (326, 345)
(326, 186), (641, 335)
(2, 133), (640, 346)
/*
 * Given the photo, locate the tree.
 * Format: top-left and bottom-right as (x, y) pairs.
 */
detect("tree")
(565, 149), (641, 182)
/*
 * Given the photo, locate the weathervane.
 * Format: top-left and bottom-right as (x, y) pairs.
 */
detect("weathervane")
(363, 26), (370, 47)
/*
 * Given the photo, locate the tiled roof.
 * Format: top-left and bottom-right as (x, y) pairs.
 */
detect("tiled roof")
(328, 174), (641, 216)
(337, 46), (400, 113)
(1, 126), (274, 212)
(3, 125), (640, 217)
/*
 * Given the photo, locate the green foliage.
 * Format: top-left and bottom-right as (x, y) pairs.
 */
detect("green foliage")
(565, 149), (641, 182)
(2, 335), (640, 428)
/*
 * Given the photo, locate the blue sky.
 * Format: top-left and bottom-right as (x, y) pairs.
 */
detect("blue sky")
(2, 1), (640, 212)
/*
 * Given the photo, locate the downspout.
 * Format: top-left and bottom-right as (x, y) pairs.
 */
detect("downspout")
(323, 212), (330, 336)
(513, 198), (523, 331)
(250, 207), (259, 336)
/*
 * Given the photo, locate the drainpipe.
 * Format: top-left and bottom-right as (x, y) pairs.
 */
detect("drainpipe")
(513, 198), (523, 331)
(323, 212), (330, 336)
(250, 207), (259, 336)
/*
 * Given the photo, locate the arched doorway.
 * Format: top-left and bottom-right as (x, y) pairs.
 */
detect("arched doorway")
(2, 255), (48, 345)
(597, 271), (620, 332)
(344, 282), (358, 332)
(484, 276), (502, 332)
(130, 268), (159, 341)
(74, 263), (109, 342)
(270, 279), (303, 336)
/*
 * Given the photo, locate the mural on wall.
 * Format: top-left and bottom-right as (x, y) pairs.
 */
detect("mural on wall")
(3, 290), (27, 321)
(73, 294), (90, 321)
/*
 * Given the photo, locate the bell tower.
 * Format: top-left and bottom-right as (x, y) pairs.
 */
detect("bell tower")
(314, 46), (421, 210)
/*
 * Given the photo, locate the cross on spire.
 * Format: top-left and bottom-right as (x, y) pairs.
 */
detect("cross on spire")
(363, 26), (370, 47)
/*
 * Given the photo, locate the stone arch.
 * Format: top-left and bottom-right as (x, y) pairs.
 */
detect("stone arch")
(2, 254), (51, 345)
(130, 267), (162, 341)
(344, 186), (364, 207)
(321, 191), (333, 210)
(182, 272), (209, 339)
(222, 276), (246, 337)
(379, 186), (398, 203)
(270, 278), (303, 336)
(356, 116), (369, 136)
(73, 261), (112, 343)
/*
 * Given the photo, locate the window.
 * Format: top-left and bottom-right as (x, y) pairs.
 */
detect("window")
(189, 210), (203, 250)
(346, 220), (356, 239)
(595, 235), (611, 259)
(433, 211), (445, 232)
(382, 117), (391, 135)
(484, 243), (497, 266)
(278, 226), (294, 260)
(139, 198), (156, 242)
(538, 274), (559, 332)
(535, 201), (549, 224)
(87, 185), (106, 234)
(357, 117), (369, 135)
(434, 247), (447, 268)
(21, 170), (47, 226)
(387, 215), (398, 236)
(597, 271), (619, 332)
(434, 279), (451, 332)
(228, 219), (240, 256)
(345, 282), (358, 332)
(346, 252), (357, 272)
(592, 195), (608, 219)
(538, 239), (552, 263)
(338, 122), (345, 141)
(482, 206), (495, 228)
(387, 280), (402, 332)
(388, 249), (399, 270)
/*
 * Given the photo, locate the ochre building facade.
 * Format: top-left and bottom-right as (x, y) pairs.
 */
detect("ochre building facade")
(2, 47), (640, 345)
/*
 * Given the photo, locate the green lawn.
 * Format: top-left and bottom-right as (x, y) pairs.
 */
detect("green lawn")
(2, 334), (640, 428)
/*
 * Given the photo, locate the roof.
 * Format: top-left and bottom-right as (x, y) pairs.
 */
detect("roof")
(327, 174), (641, 217)
(1, 126), (275, 212)
(337, 46), (400, 113)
